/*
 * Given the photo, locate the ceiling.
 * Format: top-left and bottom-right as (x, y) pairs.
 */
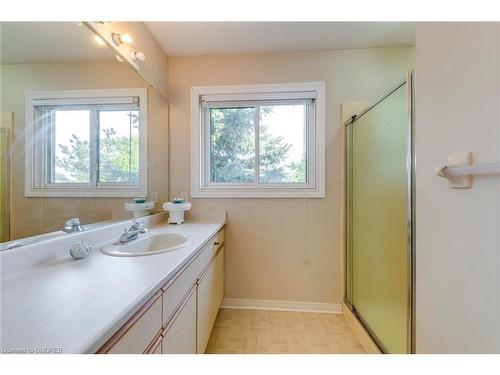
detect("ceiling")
(146, 22), (415, 56)
(1, 22), (114, 64)
(0, 22), (416, 64)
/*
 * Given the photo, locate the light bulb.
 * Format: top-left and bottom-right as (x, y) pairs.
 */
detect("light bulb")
(111, 32), (121, 46)
(111, 32), (132, 45)
(134, 51), (146, 62)
(121, 34), (133, 44)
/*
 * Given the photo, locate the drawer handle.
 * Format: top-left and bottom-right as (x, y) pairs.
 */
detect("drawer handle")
(214, 242), (220, 245)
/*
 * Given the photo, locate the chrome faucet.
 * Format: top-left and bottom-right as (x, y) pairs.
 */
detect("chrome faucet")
(63, 218), (85, 233)
(114, 219), (147, 245)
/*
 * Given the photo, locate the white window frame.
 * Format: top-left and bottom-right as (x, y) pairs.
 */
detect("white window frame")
(24, 88), (148, 197)
(191, 82), (325, 198)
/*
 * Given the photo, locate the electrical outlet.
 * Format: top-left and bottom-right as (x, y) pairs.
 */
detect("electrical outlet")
(301, 256), (308, 264)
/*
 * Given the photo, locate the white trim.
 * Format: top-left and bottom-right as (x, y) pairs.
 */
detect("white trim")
(31, 97), (138, 106)
(201, 91), (317, 102)
(191, 82), (326, 198)
(25, 88), (145, 101)
(24, 88), (148, 198)
(221, 298), (342, 314)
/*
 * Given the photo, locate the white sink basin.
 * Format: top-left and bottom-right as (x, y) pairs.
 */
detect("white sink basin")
(101, 233), (189, 257)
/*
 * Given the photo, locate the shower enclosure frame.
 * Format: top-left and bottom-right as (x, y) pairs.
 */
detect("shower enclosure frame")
(0, 126), (11, 243)
(343, 71), (415, 354)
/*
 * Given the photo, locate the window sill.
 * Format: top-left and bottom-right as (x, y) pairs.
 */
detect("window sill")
(191, 187), (325, 198)
(25, 188), (146, 198)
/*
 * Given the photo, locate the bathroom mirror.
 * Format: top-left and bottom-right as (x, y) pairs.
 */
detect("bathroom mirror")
(0, 22), (169, 246)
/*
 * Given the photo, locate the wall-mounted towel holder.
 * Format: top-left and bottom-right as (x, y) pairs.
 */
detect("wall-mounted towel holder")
(437, 152), (500, 188)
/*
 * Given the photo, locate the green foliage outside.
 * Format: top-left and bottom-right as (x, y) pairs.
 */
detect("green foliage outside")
(55, 112), (139, 183)
(55, 135), (90, 182)
(55, 108), (305, 185)
(210, 107), (306, 183)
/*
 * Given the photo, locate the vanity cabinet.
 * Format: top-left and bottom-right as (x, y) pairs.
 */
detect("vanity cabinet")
(162, 286), (197, 354)
(161, 237), (213, 324)
(97, 228), (224, 354)
(197, 247), (224, 353)
(152, 342), (162, 354)
(104, 291), (163, 354)
(147, 333), (163, 354)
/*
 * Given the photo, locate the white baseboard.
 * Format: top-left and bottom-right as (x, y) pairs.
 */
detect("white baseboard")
(221, 298), (342, 314)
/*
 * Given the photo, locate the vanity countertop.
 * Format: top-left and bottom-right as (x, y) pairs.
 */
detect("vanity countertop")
(0, 216), (224, 354)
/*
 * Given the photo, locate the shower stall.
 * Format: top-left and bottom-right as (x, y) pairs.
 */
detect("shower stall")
(0, 125), (10, 243)
(344, 72), (415, 354)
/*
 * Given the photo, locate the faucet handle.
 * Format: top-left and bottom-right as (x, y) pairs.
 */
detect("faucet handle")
(64, 217), (84, 233)
(65, 217), (81, 227)
(131, 219), (145, 231)
(70, 240), (93, 259)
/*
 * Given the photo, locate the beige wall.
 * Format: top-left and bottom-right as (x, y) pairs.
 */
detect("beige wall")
(0, 60), (169, 240)
(415, 23), (500, 353)
(168, 47), (415, 304)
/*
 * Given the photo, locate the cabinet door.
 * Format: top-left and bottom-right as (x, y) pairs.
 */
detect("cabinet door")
(197, 248), (224, 354)
(215, 247), (224, 309)
(146, 333), (162, 354)
(152, 341), (162, 354)
(162, 288), (197, 354)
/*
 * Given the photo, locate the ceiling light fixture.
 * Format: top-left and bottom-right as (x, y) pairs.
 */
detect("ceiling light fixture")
(83, 22), (142, 71)
(133, 51), (146, 62)
(111, 32), (133, 46)
(121, 34), (133, 44)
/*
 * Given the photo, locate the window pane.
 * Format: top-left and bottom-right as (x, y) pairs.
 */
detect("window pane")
(98, 110), (140, 183)
(259, 104), (306, 183)
(53, 110), (90, 183)
(210, 107), (256, 182)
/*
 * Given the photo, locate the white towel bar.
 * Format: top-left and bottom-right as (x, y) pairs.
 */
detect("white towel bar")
(437, 163), (500, 177)
(436, 152), (500, 188)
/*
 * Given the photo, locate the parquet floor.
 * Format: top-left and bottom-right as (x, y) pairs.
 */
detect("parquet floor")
(205, 308), (366, 354)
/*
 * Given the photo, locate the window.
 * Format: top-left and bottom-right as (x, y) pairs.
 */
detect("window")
(191, 82), (325, 197)
(25, 89), (147, 197)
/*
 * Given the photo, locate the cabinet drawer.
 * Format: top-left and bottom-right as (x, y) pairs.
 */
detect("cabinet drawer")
(162, 239), (212, 324)
(107, 293), (162, 354)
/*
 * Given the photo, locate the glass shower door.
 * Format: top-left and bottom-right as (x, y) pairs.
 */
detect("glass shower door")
(346, 80), (412, 353)
(0, 127), (10, 242)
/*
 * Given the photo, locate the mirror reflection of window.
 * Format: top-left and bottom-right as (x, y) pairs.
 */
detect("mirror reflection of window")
(98, 110), (140, 184)
(52, 110), (91, 183)
(27, 90), (146, 197)
(0, 22), (169, 244)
